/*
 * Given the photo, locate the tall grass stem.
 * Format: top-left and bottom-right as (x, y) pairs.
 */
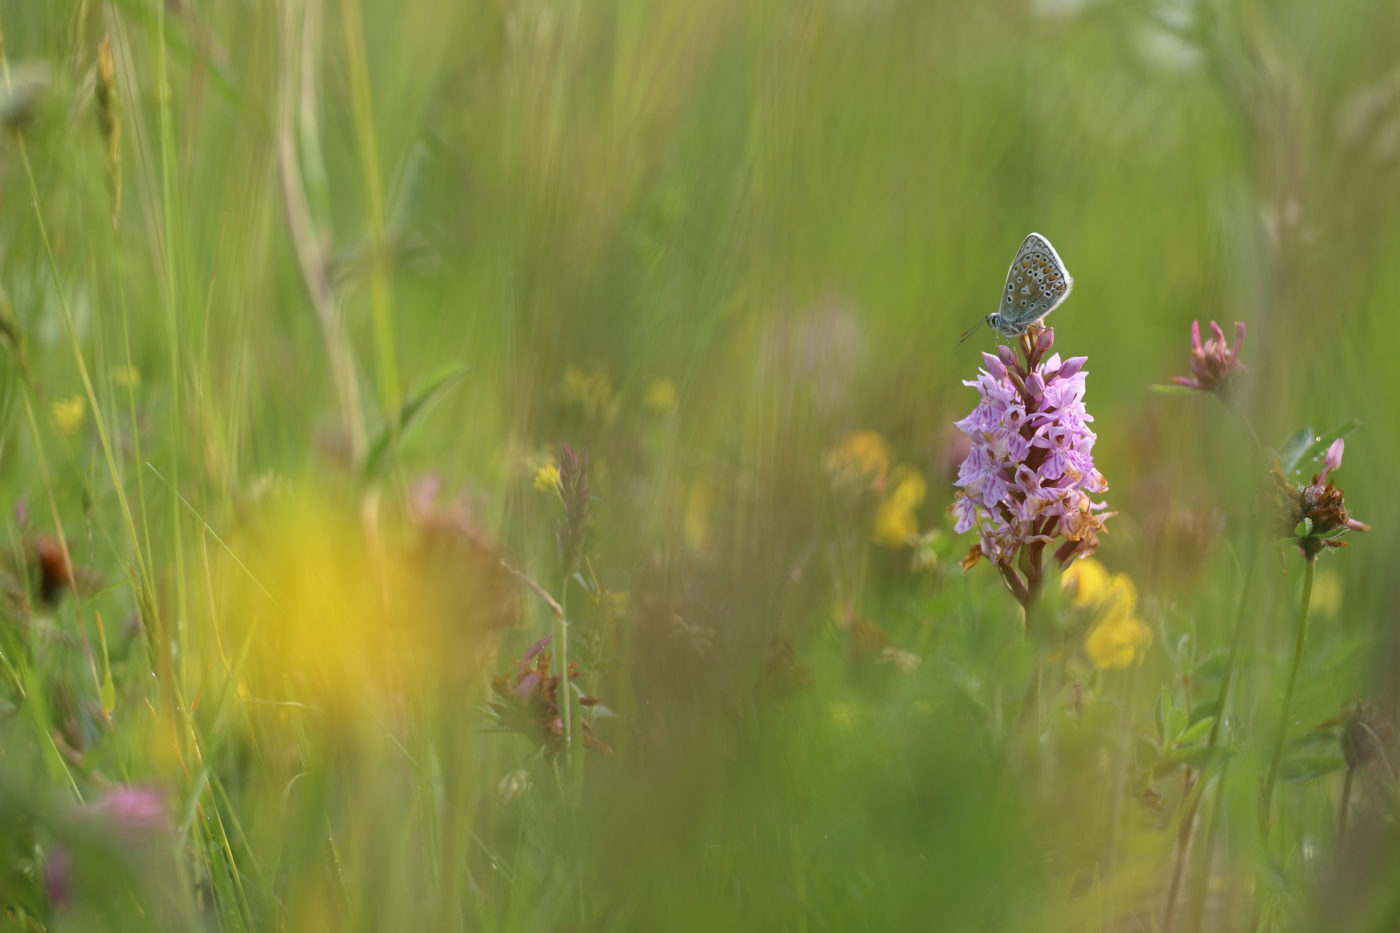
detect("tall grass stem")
(1260, 556), (1316, 834)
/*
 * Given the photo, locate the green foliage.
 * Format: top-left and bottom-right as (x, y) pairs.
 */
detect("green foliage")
(0, 0), (1397, 931)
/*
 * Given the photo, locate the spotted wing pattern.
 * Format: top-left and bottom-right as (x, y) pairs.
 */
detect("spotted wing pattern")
(993, 233), (1073, 336)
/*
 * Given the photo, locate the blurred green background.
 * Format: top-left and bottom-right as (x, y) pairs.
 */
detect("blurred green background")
(1, 0), (1398, 930)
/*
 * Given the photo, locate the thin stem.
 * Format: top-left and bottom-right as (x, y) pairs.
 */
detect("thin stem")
(1185, 759), (1232, 933)
(1260, 556), (1316, 835)
(1217, 394), (1264, 454)
(1162, 531), (1259, 931)
(276, 0), (367, 462)
(1019, 599), (1042, 730)
(1161, 388), (1268, 930)
(341, 0), (401, 416)
(1207, 533), (1259, 748)
(555, 578), (576, 776)
(499, 558), (564, 620)
(1161, 773), (1198, 933)
(1337, 765), (1355, 846)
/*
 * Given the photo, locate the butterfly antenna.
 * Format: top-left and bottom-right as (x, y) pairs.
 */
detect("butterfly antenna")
(958, 321), (982, 345)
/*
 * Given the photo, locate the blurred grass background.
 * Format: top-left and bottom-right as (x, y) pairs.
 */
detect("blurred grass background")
(1, 0), (1399, 929)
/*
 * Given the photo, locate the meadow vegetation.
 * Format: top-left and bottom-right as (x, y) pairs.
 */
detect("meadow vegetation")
(1, 1), (1399, 930)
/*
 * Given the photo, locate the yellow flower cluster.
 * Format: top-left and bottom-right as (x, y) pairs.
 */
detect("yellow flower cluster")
(872, 466), (927, 549)
(826, 430), (890, 490)
(1063, 558), (1152, 670)
(561, 365), (615, 420)
(826, 431), (927, 550)
(642, 378), (676, 413)
(52, 395), (86, 435)
(685, 479), (717, 551)
(533, 462), (562, 494)
(111, 364), (141, 388)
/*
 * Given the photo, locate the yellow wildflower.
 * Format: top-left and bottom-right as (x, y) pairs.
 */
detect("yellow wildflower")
(561, 365), (615, 420)
(685, 480), (716, 551)
(642, 379), (676, 413)
(872, 465), (926, 548)
(1069, 561), (1152, 669)
(1086, 613), (1154, 669)
(533, 462), (561, 494)
(111, 364), (141, 388)
(1310, 569), (1342, 618)
(1100, 572), (1137, 620)
(603, 589), (630, 619)
(52, 395), (85, 435)
(828, 701), (859, 730)
(1061, 557), (1109, 609)
(827, 430), (891, 491)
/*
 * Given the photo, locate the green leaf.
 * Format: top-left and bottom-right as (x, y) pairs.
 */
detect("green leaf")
(1191, 651), (1229, 687)
(1285, 729), (1339, 755)
(1277, 426), (1315, 475)
(1153, 744), (1226, 777)
(1278, 754), (1346, 783)
(1155, 686), (1186, 743)
(1175, 716), (1215, 747)
(363, 363), (470, 477)
(1188, 700), (1219, 727)
(1290, 419), (1361, 478)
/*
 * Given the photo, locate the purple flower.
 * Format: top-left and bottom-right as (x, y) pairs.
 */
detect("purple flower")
(43, 846), (72, 906)
(1171, 320), (1246, 394)
(950, 326), (1112, 611)
(90, 786), (168, 836)
(43, 786), (170, 910)
(1319, 438), (1345, 482)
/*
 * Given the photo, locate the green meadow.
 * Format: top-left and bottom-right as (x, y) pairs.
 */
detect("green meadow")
(1, 1), (1399, 929)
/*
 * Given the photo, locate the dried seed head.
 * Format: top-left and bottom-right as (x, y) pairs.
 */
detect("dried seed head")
(489, 638), (612, 756)
(1272, 440), (1369, 560)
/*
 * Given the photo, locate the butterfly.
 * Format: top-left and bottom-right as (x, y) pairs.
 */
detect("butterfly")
(960, 233), (1074, 343)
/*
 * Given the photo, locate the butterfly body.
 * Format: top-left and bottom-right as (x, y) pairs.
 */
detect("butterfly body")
(962, 233), (1073, 342)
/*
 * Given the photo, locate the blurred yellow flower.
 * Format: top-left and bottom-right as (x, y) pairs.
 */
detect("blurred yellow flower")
(52, 395), (85, 435)
(218, 490), (514, 732)
(872, 465), (925, 549)
(1068, 561), (1152, 669)
(1100, 572), (1137, 620)
(827, 430), (891, 491)
(1310, 569), (1342, 618)
(685, 479), (716, 551)
(1061, 557), (1109, 609)
(562, 365), (615, 420)
(603, 589), (630, 619)
(828, 701), (859, 730)
(642, 378), (676, 413)
(534, 462), (561, 493)
(111, 365), (141, 388)
(1086, 613), (1153, 670)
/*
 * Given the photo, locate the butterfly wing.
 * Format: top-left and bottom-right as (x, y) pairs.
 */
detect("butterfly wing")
(998, 233), (1073, 330)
